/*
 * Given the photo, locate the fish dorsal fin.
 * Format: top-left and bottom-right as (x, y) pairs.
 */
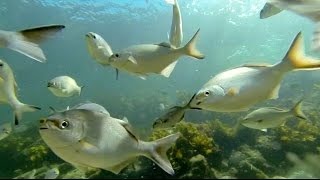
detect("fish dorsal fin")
(108, 158), (136, 174)
(155, 42), (173, 48)
(241, 63), (272, 68)
(117, 119), (139, 142)
(160, 61), (177, 78)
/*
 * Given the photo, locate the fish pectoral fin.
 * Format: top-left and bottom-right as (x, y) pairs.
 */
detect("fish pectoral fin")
(226, 87), (239, 97)
(122, 116), (129, 122)
(78, 139), (99, 151)
(128, 55), (137, 64)
(107, 158), (136, 175)
(268, 84), (280, 99)
(160, 61), (178, 78)
(241, 63), (272, 68)
(155, 42), (173, 48)
(260, 129), (268, 132)
(118, 120), (139, 142)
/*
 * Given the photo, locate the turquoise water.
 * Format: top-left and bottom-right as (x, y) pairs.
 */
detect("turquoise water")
(0, 0), (320, 179)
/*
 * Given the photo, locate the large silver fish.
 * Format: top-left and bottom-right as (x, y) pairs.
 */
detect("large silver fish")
(260, 0), (320, 51)
(0, 24), (65, 63)
(108, 29), (204, 80)
(166, 0), (183, 48)
(189, 32), (320, 112)
(240, 99), (307, 132)
(0, 59), (40, 125)
(39, 102), (180, 175)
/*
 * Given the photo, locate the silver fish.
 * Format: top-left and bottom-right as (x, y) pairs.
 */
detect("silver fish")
(108, 29), (204, 79)
(260, 0), (320, 51)
(153, 94), (196, 129)
(39, 102), (180, 175)
(47, 76), (84, 97)
(85, 32), (113, 66)
(240, 99), (307, 132)
(189, 32), (320, 112)
(0, 59), (41, 125)
(0, 24), (65, 63)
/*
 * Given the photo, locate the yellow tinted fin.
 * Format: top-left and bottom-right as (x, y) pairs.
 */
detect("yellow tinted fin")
(268, 83), (280, 99)
(283, 32), (320, 70)
(241, 63), (272, 68)
(291, 99), (307, 120)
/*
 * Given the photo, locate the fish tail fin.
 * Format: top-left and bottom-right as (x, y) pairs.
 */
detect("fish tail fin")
(311, 22), (320, 51)
(6, 24), (65, 63)
(291, 99), (307, 120)
(14, 103), (41, 125)
(259, 3), (283, 19)
(145, 133), (180, 175)
(281, 32), (320, 71)
(181, 28), (205, 60)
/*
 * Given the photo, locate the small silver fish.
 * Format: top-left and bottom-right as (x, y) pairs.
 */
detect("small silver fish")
(85, 32), (113, 66)
(0, 24), (65, 63)
(47, 76), (84, 97)
(260, 0), (320, 51)
(189, 32), (320, 112)
(39, 102), (180, 175)
(153, 94), (197, 129)
(0, 59), (41, 125)
(240, 99), (307, 132)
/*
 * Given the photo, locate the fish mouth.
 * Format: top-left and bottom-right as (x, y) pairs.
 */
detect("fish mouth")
(39, 127), (48, 130)
(196, 101), (202, 105)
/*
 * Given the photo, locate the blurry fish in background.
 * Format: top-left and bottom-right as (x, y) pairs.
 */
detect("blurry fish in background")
(260, 0), (320, 51)
(0, 122), (12, 141)
(39, 102), (180, 175)
(47, 76), (84, 97)
(108, 28), (204, 80)
(0, 24), (65, 63)
(0, 59), (41, 125)
(153, 94), (197, 129)
(189, 32), (320, 112)
(166, 0), (183, 48)
(44, 167), (60, 179)
(240, 99), (307, 132)
(85, 32), (113, 66)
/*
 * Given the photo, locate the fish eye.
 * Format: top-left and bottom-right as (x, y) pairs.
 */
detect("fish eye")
(92, 35), (96, 39)
(60, 121), (69, 129)
(0, 63), (3, 67)
(204, 90), (210, 96)
(257, 119), (263, 123)
(115, 53), (119, 58)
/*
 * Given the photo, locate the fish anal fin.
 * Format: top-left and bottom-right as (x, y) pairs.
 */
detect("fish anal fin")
(106, 158), (136, 174)
(268, 84), (280, 99)
(226, 87), (239, 97)
(160, 61), (178, 78)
